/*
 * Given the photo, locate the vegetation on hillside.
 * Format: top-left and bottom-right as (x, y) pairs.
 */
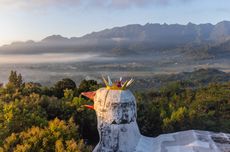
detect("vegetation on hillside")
(0, 70), (229, 151)
(133, 68), (230, 91)
(135, 81), (230, 136)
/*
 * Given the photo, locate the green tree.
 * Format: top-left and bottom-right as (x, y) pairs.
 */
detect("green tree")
(22, 82), (42, 95)
(78, 80), (100, 95)
(7, 71), (23, 89)
(54, 78), (76, 98)
(1, 118), (92, 152)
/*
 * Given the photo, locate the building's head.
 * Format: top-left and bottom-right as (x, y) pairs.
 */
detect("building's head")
(81, 76), (136, 125)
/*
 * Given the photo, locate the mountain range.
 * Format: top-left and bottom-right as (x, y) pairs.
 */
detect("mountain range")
(1, 21), (230, 61)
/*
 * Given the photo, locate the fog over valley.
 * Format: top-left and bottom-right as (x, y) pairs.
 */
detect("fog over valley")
(0, 53), (100, 64)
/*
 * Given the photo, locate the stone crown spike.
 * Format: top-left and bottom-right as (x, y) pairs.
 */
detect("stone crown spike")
(102, 76), (134, 90)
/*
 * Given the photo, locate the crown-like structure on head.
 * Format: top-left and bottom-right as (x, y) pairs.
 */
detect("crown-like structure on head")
(102, 76), (134, 90)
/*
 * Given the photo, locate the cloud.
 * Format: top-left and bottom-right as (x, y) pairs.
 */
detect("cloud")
(0, 0), (81, 11)
(216, 8), (230, 13)
(0, 0), (193, 11)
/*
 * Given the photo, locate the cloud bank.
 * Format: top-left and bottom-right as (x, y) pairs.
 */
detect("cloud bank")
(0, 0), (193, 10)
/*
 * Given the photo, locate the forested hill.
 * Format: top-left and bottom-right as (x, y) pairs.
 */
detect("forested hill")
(0, 70), (229, 151)
(133, 68), (230, 91)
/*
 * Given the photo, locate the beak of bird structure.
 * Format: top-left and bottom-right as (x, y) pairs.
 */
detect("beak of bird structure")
(81, 91), (96, 110)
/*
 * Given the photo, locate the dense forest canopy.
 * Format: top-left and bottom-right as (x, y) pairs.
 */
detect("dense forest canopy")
(0, 70), (229, 152)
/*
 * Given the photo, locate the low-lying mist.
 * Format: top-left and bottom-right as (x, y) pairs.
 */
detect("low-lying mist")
(0, 53), (105, 64)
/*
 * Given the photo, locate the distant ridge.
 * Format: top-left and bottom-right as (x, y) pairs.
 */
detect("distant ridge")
(0, 21), (230, 61)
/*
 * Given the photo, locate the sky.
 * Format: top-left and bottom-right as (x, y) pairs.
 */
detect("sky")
(0, 0), (230, 46)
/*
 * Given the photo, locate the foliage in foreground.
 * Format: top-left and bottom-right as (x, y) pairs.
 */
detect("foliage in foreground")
(0, 71), (98, 152)
(1, 118), (91, 152)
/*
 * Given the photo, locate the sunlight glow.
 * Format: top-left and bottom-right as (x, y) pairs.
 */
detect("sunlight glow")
(0, 53), (98, 63)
